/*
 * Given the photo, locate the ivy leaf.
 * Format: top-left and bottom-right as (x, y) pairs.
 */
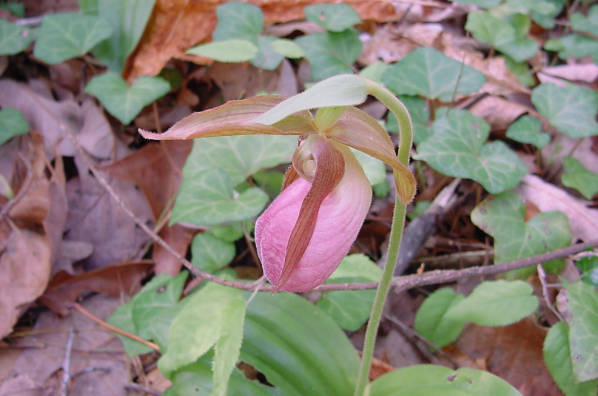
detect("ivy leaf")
(296, 29), (362, 81)
(505, 57), (535, 87)
(576, 255), (598, 287)
(471, 191), (572, 278)
(506, 115), (550, 148)
(382, 47), (485, 101)
(212, 1), (263, 41)
(358, 61), (389, 83)
(351, 149), (386, 186)
(561, 156), (598, 200)
(545, 34), (598, 63)
(187, 39), (257, 62)
(304, 3), (361, 32)
(0, 107), (29, 145)
(0, 19), (34, 55)
(414, 288), (466, 348)
(532, 83), (598, 138)
(449, 0), (501, 7)
(543, 322), (598, 396)
(85, 72), (170, 124)
(33, 13), (113, 64)
(566, 281), (598, 382)
(253, 35), (284, 70)
(191, 233), (236, 273)
(506, 0), (565, 29)
(414, 109), (527, 194)
(386, 95), (432, 144)
(570, 5), (598, 36)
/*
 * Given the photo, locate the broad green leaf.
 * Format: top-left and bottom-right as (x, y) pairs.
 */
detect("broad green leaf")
(450, 0), (501, 7)
(544, 322), (598, 396)
(296, 29), (362, 81)
(166, 356), (274, 396)
(505, 0), (565, 29)
(369, 365), (522, 396)
(33, 13), (113, 64)
(242, 292), (360, 396)
(359, 61), (390, 83)
(414, 288), (466, 348)
(213, 299), (246, 396)
(0, 19), (34, 55)
(304, 3), (361, 32)
(270, 39), (305, 58)
(576, 255), (598, 286)
(191, 233), (235, 273)
(386, 95), (432, 144)
(85, 72), (170, 124)
(445, 280), (538, 326)
(212, 1), (263, 42)
(132, 273), (187, 349)
(504, 57), (535, 87)
(532, 83), (598, 138)
(566, 281), (598, 382)
(253, 74), (368, 125)
(471, 191), (572, 278)
(106, 301), (153, 356)
(506, 115), (550, 148)
(466, 11), (516, 49)
(252, 170), (283, 198)
(0, 107), (29, 145)
(497, 37), (538, 62)
(186, 39), (257, 62)
(382, 47), (485, 102)
(207, 223), (244, 242)
(351, 148), (386, 186)
(561, 156), (598, 200)
(252, 35), (283, 70)
(158, 283), (245, 378)
(414, 109), (527, 194)
(544, 34), (598, 63)
(317, 254), (382, 331)
(571, 5), (598, 36)
(0, 2), (25, 17)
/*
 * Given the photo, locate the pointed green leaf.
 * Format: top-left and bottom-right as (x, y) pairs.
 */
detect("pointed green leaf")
(85, 72), (170, 124)
(544, 322), (598, 396)
(191, 233), (235, 273)
(369, 365), (522, 396)
(445, 280), (538, 326)
(506, 115), (550, 148)
(304, 3), (361, 32)
(571, 5), (598, 36)
(296, 29), (362, 81)
(0, 107), (29, 145)
(414, 109), (527, 194)
(0, 19), (34, 55)
(532, 83), (598, 138)
(471, 191), (572, 278)
(106, 301), (153, 356)
(414, 288), (466, 348)
(213, 1), (263, 42)
(566, 281), (598, 382)
(382, 47), (485, 101)
(187, 39), (257, 62)
(271, 39), (305, 59)
(213, 299), (246, 396)
(561, 156), (598, 200)
(34, 13), (113, 64)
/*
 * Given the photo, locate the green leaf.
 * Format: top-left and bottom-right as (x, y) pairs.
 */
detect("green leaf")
(0, 107), (29, 145)
(414, 109), (527, 194)
(506, 0), (565, 29)
(317, 254), (382, 331)
(213, 299), (246, 396)
(85, 72), (170, 124)
(304, 3), (361, 32)
(571, 5), (598, 36)
(544, 322), (598, 396)
(576, 255), (598, 287)
(351, 148), (386, 186)
(566, 281), (598, 382)
(532, 83), (598, 138)
(504, 57), (535, 87)
(471, 191), (572, 278)
(445, 280), (538, 326)
(186, 39), (258, 62)
(0, 2), (25, 17)
(207, 223), (244, 242)
(561, 156), (598, 200)
(252, 35), (284, 70)
(159, 283), (245, 379)
(359, 61), (390, 83)
(88, 0), (155, 73)
(270, 38), (305, 58)
(414, 288), (466, 348)
(242, 292), (360, 396)
(506, 115), (550, 148)
(545, 34), (598, 63)
(408, 200), (431, 220)
(296, 29), (362, 81)
(213, 1), (263, 42)
(0, 19), (34, 55)
(131, 273), (187, 349)
(33, 13), (113, 64)
(106, 301), (153, 356)
(382, 47), (486, 102)
(191, 233), (235, 273)
(497, 37), (538, 62)
(369, 365), (522, 396)
(252, 171), (283, 198)
(450, 0), (501, 7)
(386, 96), (432, 144)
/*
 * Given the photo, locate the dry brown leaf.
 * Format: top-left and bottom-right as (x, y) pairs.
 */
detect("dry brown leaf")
(469, 95), (528, 131)
(448, 318), (561, 395)
(40, 261), (153, 316)
(125, 0), (402, 80)
(540, 63), (598, 84)
(153, 225), (195, 275)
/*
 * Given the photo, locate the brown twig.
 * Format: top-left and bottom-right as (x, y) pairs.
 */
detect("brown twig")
(70, 303), (160, 352)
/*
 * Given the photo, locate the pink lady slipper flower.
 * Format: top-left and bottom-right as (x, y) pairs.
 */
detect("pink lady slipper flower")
(140, 75), (415, 292)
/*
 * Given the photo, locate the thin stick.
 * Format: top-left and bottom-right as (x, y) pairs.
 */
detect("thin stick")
(71, 303), (160, 352)
(537, 264), (565, 322)
(60, 327), (75, 396)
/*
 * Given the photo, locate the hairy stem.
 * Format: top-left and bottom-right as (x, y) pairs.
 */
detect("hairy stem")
(353, 80), (414, 395)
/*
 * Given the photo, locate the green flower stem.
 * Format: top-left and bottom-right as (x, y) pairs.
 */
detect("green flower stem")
(353, 80), (414, 395)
